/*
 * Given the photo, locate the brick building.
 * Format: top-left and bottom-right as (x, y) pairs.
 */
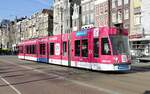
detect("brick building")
(110, 0), (130, 29)
(95, 0), (109, 27)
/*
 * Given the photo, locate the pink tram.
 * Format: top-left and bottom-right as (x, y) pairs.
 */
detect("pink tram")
(18, 27), (131, 71)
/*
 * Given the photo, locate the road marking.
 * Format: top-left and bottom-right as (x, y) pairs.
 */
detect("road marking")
(0, 59), (120, 94)
(69, 80), (119, 94)
(0, 76), (22, 94)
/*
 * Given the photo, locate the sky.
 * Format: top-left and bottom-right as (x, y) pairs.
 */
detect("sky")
(0, 0), (53, 21)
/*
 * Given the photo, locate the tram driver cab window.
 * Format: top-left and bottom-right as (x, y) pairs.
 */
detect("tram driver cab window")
(102, 38), (111, 55)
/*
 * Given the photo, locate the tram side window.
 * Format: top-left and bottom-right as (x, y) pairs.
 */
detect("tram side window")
(75, 40), (80, 56)
(25, 46), (27, 54)
(101, 38), (111, 55)
(31, 45), (35, 54)
(94, 38), (99, 57)
(40, 44), (46, 55)
(28, 46), (30, 54)
(33, 45), (36, 54)
(26, 46), (29, 54)
(30, 45), (32, 54)
(50, 43), (54, 55)
(63, 42), (67, 56)
(82, 39), (88, 57)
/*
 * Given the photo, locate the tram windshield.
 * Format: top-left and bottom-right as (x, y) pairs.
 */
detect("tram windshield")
(110, 35), (129, 55)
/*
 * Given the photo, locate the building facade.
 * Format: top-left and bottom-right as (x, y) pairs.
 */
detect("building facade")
(72, 3), (81, 31)
(35, 9), (53, 37)
(81, 0), (95, 29)
(53, 0), (81, 34)
(110, 0), (130, 29)
(0, 20), (11, 50)
(141, 0), (150, 36)
(62, 0), (71, 34)
(53, 0), (63, 35)
(130, 0), (142, 38)
(95, 0), (109, 27)
(129, 0), (150, 57)
(15, 9), (53, 41)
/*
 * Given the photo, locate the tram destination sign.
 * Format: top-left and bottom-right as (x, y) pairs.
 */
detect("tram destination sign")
(76, 29), (88, 37)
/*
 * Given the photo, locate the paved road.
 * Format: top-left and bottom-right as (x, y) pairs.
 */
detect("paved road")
(0, 56), (150, 94)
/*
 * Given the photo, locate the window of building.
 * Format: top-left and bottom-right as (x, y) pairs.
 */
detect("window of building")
(95, 5), (99, 15)
(86, 3), (89, 11)
(124, 9), (129, 20)
(50, 43), (54, 55)
(90, 2), (94, 10)
(112, 0), (116, 8)
(104, 3), (108, 12)
(82, 39), (88, 57)
(82, 15), (86, 25)
(85, 15), (87, 25)
(104, 14), (108, 26)
(124, 0), (128, 5)
(85, 14), (89, 24)
(90, 13), (94, 24)
(118, 0), (122, 6)
(63, 42), (67, 56)
(67, 19), (69, 27)
(112, 13), (117, 23)
(40, 44), (46, 55)
(101, 38), (111, 55)
(118, 10), (122, 23)
(134, 14), (141, 25)
(75, 40), (80, 56)
(100, 5), (103, 14)
(82, 4), (85, 12)
(74, 20), (77, 27)
(93, 38), (99, 58)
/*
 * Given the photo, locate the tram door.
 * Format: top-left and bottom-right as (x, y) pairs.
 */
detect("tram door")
(90, 28), (101, 70)
(61, 34), (69, 66)
(71, 31), (91, 69)
(38, 41), (48, 63)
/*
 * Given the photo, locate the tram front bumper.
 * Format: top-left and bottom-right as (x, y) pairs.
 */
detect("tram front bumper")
(113, 63), (131, 71)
